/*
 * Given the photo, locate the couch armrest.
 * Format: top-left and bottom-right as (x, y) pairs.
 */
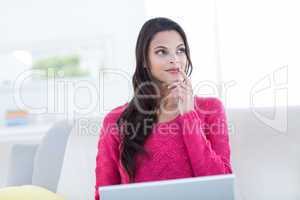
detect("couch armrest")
(5, 144), (38, 186)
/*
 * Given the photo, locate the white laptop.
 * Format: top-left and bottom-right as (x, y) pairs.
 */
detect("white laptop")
(99, 174), (235, 200)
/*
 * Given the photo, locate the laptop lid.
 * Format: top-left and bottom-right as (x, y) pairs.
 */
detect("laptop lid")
(99, 174), (235, 200)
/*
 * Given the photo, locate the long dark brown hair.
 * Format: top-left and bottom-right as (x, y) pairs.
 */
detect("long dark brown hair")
(116, 17), (193, 182)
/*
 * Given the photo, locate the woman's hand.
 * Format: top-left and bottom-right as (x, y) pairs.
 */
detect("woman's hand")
(166, 68), (194, 115)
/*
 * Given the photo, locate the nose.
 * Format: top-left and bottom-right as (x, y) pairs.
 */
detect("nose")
(168, 53), (179, 64)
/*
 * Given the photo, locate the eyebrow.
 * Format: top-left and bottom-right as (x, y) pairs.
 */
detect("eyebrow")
(154, 43), (185, 50)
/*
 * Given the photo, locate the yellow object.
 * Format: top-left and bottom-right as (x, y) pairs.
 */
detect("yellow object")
(0, 185), (64, 200)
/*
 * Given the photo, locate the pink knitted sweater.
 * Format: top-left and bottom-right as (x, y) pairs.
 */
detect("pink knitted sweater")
(95, 96), (232, 200)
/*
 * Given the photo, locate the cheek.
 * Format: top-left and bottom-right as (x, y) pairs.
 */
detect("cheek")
(179, 55), (188, 67)
(149, 54), (167, 73)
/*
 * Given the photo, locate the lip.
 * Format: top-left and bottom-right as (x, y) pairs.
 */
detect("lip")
(165, 68), (180, 74)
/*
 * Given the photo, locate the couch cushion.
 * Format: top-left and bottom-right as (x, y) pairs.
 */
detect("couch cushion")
(227, 106), (300, 200)
(57, 118), (101, 200)
(32, 121), (72, 192)
(0, 185), (64, 200)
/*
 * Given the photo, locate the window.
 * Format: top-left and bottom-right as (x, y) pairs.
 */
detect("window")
(145, 0), (300, 107)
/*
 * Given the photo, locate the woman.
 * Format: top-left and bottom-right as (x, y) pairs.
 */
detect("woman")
(95, 17), (232, 200)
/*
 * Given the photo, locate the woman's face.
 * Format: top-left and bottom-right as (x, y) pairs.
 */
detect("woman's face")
(148, 30), (187, 86)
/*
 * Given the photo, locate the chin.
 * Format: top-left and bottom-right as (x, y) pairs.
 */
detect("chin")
(154, 75), (182, 85)
(169, 76), (182, 82)
(163, 78), (179, 85)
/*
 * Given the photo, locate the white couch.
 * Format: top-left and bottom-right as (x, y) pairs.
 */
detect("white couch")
(227, 106), (300, 199)
(8, 106), (300, 200)
(56, 118), (101, 200)
(56, 106), (300, 200)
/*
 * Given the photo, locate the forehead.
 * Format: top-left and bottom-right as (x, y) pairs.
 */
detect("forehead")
(150, 30), (184, 48)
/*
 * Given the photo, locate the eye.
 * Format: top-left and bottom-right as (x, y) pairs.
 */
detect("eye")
(155, 49), (167, 55)
(177, 47), (186, 54)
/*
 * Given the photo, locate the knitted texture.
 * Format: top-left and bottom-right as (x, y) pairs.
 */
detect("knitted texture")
(95, 96), (232, 200)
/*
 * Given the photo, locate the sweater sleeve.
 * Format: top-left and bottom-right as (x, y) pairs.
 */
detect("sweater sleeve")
(178, 97), (232, 177)
(95, 116), (121, 200)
